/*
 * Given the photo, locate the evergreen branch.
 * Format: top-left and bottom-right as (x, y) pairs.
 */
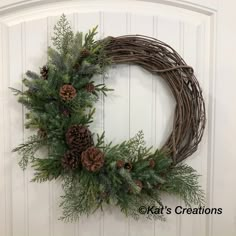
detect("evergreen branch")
(85, 108), (96, 124)
(162, 164), (205, 206)
(31, 158), (62, 182)
(95, 84), (114, 96)
(9, 87), (23, 96)
(84, 25), (98, 49)
(57, 131), (204, 221)
(26, 70), (40, 80)
(12, 135), (46, 170)
(52, 14), (73, 54)
(47, 47), (66, 71)
(95, 132), (105, 148)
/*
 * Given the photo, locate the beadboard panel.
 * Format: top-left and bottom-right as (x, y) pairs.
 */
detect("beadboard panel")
(9, 23), (26, 236)
(102, 11), (130, 236)
(0, 1), (216, 236)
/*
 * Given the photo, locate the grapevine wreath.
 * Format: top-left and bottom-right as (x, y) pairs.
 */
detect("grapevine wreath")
(11, 15), (206, 221)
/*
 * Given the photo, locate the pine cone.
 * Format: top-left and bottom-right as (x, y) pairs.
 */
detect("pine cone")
(61, 149), (80, 170)
(59, 84), (77, 101)
(37, 128), (47, 138)
(63, 110), (70, 117)
(59, 105), (71, 117)
(100, 191), (109, 199)
(116, 160), (125, 169)
(85, 83), (95, 93)
(80, 48), (90, 58)
(66, 125), (94, 153)
(154, 184), (161, 190)
(124, 162), (132, 171)
(40, 65), (49, 80)
(135, 180), (143, 190)
(62, 109), (70, 117)
(128, 180), (143, 194)
(149, 159), (155, 168)
(74, 63), (80, 71)
(81, 146), (105, 172)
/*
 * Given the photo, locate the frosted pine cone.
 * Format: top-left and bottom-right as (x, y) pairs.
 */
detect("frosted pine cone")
(149, 159), (155, 168)
(81, 146), (105, 172)
(85, 83), (95, 93)
(40, 65), (49, 80)
(61, 149), (80, 170)
(80, 48), (90, 58)
(116, 160), (125, 169)
(66, 125), (94, 153)
(59, 84), (76, 101)
(124, 162), (132, 171)
(135, 180), (143, 190)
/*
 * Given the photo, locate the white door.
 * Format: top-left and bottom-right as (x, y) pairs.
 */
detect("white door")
(0, 1), (235, 236)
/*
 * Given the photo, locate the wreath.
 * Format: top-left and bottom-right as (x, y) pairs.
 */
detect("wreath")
(11, 15), (206, 221)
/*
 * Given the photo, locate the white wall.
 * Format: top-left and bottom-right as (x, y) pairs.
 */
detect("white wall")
(212, 1), (236, 235)
(0, 1), (235, 236)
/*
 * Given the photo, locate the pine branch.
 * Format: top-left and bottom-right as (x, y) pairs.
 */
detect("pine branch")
(52, 14), (73, 54)
(59, 174), (101, 222)
(87, 108), (96, 121)
(47, 47), (66, 71)
(26, 70), (40, 80)
(84, 25), (98, 49)
(9, 87), (23, 96)
(95, 84), (114, 96)
(95, 131), (105, 148)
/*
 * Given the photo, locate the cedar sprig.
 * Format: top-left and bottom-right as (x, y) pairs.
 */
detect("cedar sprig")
(59, 131), (204, 221)
(31, 158), (62, 182)
(12, 135), (46, 170)
(52, 14), (73, 54)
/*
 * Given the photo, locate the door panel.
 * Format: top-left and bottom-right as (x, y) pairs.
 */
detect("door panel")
(0, 1), (217, 236)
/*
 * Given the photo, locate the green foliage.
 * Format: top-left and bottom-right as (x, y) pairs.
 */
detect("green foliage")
(31, 158), (63, 182)
(162, 164), (205, 206)
(52, 14), (73, 54)
(11, 14), (204, 222)
(60, 131), (204, 221)
(11, 14), (111, 175)
(9, 87), (24, 96)
(26, 70), (40, 80)
(84, 25), (98, 49)
(12, 135), (46, 170)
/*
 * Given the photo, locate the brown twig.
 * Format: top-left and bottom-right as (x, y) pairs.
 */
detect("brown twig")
(103, 35), (206, 164)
